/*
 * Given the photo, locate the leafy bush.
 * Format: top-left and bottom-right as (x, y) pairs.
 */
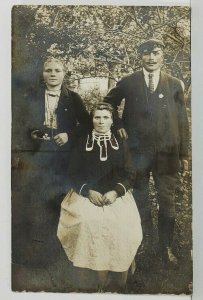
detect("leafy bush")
(78, 87), (105, 112)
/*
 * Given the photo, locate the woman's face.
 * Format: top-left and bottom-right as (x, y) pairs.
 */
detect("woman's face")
(43, 61), (65, 89)
(93, 109), (113, 134)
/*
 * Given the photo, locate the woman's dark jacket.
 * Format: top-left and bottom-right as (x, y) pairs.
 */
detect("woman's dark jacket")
(68, 133), (136, 198)
(27, 83), (90, 152)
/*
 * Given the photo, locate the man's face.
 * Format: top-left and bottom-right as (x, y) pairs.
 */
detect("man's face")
(141, 47), (163, 72)
(43, 61), (65, 88)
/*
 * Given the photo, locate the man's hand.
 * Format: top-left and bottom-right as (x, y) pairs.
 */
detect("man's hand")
(117, 128), (128, 140)
(103, 191), (118, 205)
(88, 190), (104, 207)
(180, 159), (189, 176)
(54, 133), (68, 146)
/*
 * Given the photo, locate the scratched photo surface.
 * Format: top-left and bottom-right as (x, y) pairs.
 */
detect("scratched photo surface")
(11, 5), (192, 294)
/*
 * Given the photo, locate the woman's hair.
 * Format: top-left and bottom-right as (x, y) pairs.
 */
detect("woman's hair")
(90, 102), (114, 118)
(43, 57), (65, 71)
(89, 102), (118, 133)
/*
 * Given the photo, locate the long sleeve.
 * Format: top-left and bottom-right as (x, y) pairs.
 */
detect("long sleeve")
(104, 79), (126, 129)
(113, 140), (136, 197)
(68, 91), (91, 139)
(104, 79), (125, 107)
(175, 80), (189, 159)
(68, 135), (136, 198)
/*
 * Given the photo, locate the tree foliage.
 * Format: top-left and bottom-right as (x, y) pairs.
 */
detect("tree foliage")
(12, 7), (192, 293)
(12, 5), (191, 92)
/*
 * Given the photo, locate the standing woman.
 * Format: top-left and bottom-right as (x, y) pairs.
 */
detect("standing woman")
(57, 102), (143, 292)
(16, 57), (90, 290)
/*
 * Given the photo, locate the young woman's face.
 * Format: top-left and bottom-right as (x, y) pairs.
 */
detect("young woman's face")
(93, 109), (113, 134)
(43, 61), (65, 89)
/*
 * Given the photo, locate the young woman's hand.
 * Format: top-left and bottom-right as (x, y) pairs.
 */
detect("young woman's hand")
(103, 191), (118, 205)
(88, 190), (104, 206)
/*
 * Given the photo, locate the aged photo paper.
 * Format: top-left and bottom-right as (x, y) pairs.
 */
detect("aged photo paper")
(3, 0), (199, 299)
(11, 3), (192, 296)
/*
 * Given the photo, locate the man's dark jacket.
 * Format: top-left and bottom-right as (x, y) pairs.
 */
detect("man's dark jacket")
(104, 70), (189, 173)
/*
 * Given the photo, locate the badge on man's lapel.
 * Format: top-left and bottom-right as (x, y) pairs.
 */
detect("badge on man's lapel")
(159, 93), (164, 99)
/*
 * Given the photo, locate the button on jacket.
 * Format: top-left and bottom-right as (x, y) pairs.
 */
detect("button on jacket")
(104, 70), (189, 174)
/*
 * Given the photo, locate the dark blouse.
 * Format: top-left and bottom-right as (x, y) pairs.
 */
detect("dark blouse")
(68, 133), (136, 197)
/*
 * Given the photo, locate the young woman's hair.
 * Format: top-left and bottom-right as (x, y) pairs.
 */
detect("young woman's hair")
(43, 57), (65, 71)
(89, 102), (118, 133)
(90, 102), (114, 117)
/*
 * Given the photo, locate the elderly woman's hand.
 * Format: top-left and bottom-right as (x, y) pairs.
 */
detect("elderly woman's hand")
(31, 129), (41, 139)
(103, 191), (118, 205)
(54, 133), (68, 146)
(88, 190), (104, 207)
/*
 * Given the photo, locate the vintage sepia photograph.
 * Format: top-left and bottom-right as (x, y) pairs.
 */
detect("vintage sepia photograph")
(11, 5), (192, 295)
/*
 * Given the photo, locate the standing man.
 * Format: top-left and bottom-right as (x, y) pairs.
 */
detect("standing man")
(104, 39), (189, 265)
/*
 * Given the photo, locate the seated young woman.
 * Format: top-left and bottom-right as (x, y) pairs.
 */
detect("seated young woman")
(57, 102), (143, 293)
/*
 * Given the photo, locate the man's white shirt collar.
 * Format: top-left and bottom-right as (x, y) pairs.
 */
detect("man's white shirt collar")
(143, 68), (161, 91)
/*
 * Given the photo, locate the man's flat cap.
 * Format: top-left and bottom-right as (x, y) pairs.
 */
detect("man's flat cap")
(137, 38), (165, 54)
